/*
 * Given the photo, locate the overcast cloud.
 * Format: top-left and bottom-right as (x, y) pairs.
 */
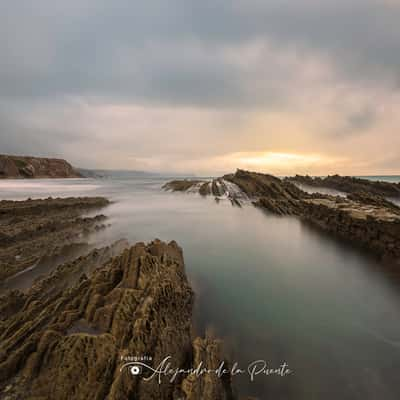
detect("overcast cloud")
(0, 0), (399, 175)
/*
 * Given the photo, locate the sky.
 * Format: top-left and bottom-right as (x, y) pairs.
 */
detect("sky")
(0, 0), (399, 176)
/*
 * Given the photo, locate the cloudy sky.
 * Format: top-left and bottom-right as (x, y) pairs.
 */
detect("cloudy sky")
(1, 0), (399, 175)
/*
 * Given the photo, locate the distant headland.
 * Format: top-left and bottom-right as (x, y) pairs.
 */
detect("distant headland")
(0, 154), (82, 179)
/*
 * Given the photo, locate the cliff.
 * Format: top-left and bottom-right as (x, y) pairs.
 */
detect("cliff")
(0, 154), (82, 179)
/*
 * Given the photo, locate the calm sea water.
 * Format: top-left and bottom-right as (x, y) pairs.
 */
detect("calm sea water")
(1, 175), (400, 399)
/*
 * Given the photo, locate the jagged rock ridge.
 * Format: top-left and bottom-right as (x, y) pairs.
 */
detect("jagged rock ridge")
(0, 195), (235, 400)
(287, 174), (400, 198)
(163, 177), (248, 207)
(0, 239), (232, 400)
(163, 170), (400, 263)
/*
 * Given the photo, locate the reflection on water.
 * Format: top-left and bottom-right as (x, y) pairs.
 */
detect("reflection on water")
(1, 242), (90, 292)
(0, 178), (100, 194)
(1, 177), (400, 399)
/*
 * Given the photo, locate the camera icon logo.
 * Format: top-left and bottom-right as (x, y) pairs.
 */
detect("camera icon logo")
(130, 365), (142, 376)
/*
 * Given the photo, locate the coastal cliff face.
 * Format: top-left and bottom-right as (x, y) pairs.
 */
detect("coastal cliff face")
(164, 170), (400, 264)
(0, 154), (82, 179)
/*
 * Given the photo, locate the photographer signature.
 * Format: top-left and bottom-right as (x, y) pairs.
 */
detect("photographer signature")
(120, 356), (292, 383)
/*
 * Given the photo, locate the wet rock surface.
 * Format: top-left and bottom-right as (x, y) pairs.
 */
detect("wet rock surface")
(0, 197), (110, 282)
(163, 176), (248, 207)
(0, 155), (82, 179)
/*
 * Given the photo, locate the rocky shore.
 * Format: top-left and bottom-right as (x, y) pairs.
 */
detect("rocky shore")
(0, 239), (233, 400)
(164, 170), (400, 263)
(287, 174), (400, 198)
(0, 155), (82, 179)
(0, 197), (110, 282)
(301, 197), (400, 261)
(0, 197), (235, 400)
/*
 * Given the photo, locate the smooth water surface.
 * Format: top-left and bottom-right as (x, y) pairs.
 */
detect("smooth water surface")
(1, 176), (400, 399)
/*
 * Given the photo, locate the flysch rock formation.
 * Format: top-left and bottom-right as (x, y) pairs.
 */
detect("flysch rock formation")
(301, 197), (400, 261)
(163, 170), (306, 212)
(287, 174), (400, 198)
(163, 177), (248, 207)
(163, 170), (400, 263)
(0, 195), (237, 399)
(0, 239), (233, 400)
(0, 197), (110, 282)
(223, 170), (305, 213)
(0, 154), (82, 179)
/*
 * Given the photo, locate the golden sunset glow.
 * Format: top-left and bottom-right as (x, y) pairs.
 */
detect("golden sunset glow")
(0, 0), (399, 176)
(233, 152), (323, 167)
(202, 151), (347, 176)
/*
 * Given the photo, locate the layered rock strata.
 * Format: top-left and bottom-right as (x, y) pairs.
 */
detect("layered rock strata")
(163, 177), (248, 206)
(0, 197), (110, 281)
(301, 197), (400, 261)
(287, 174), (400, 198)
(0, 239), (233, 400)
(164, 170), (400, 263)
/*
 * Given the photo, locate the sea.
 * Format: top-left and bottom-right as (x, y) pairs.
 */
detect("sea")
(0, 174), (400, 399)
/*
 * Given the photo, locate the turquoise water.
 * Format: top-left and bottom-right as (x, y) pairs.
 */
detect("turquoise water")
(1, 176), (400, 399)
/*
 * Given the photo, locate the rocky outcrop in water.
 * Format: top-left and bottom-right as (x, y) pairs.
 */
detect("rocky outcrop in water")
(0, 194), (235, 400)
(224, 170), (305, 214)
(224, 170), (304, 200)
(0, 154), (82, 179)
(287, 174), (400, 198)
(163, 179), (205, 192)
(301, 197), (400, 261)
(0, 239), (233, 400)
(163, 170), (304, 212)
(163, 175), (250, 207)
(164, 170), (400, 263)
(0, 197), (110, 282)
(346, 191), (400, 213)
